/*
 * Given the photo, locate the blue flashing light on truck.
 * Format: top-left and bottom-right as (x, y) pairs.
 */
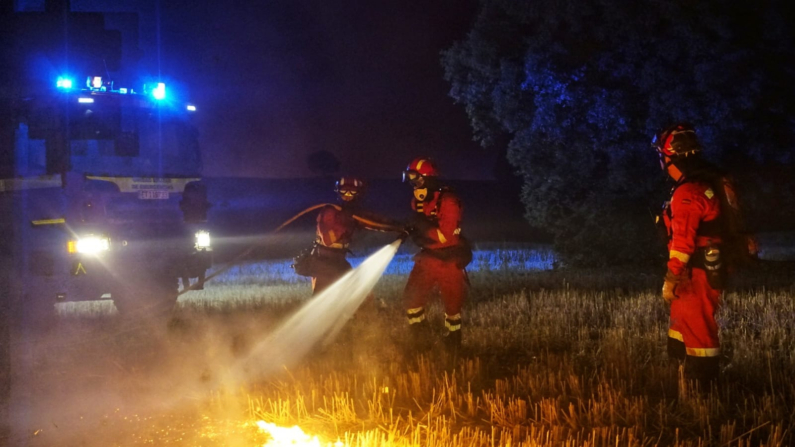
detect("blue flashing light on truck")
(1, 1), (212, 319)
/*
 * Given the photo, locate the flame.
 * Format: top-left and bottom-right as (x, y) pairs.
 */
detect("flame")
(257, 421), (344, 447)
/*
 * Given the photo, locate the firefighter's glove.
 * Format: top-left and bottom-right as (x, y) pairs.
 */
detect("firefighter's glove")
(662, 270), (682, 304)
(410, 230), (436, 247)
(397, 227), (413, 242)
(405, 218), (434, 247)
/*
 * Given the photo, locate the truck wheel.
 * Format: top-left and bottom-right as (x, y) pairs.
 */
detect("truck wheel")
(17, 276), (59, 333)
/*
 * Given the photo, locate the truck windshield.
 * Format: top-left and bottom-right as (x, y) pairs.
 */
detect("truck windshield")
(10, 94), (201, 177)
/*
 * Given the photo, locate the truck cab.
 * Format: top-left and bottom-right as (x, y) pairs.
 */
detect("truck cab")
(1, 76), (212, 317)
(1, 1), (212, 319)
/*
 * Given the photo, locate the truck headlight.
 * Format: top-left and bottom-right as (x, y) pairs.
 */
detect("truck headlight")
(68, 235), (111, 254)
(195, 230), (211, 250)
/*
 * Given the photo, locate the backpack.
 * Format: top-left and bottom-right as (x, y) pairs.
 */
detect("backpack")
(699, 174), (758, 269)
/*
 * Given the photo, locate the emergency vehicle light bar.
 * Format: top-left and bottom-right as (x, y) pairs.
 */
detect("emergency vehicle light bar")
(54, 76), (191, 108)
(56, 77), (73, 89)
(152, 82), (166, 100)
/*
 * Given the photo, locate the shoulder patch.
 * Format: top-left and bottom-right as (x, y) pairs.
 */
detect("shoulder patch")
(704, 188), (714, 199)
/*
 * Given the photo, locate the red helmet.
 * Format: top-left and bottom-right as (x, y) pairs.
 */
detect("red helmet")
(652, 123), (702, 158)
(334, 176), (365, 200)
(402, 157), (439, 184)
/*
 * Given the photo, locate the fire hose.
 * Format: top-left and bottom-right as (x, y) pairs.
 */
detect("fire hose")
(9, 204), (403, 347)
(177, 203), (404, 297)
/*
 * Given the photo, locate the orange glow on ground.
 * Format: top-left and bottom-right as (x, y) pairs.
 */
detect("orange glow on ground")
(256, 421), (344, 447)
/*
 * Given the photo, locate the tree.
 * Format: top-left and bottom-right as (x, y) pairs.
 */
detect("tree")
(443, 0), (795, 266)
(306, 150), (340, 178)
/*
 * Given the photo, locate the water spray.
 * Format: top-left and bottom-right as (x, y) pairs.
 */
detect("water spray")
(178, 203), (399, 297)
(229, 239), (403, 383)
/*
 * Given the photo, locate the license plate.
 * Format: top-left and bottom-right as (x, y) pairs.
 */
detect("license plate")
(138, 190), (169, 200)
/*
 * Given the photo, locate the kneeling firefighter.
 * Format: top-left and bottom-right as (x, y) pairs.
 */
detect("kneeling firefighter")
(296, 177), (403, 295)
(402, 157), (472, 355)
(653, 123), (754, 387)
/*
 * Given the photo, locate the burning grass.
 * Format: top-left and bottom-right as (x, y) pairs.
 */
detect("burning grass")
(241, 286), (795, 447)
(8, 245), (795, 446)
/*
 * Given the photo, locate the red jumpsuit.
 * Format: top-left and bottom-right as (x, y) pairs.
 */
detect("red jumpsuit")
(313, 205), (399, 294)
(403, 190), (467, 337)
(662, 180), (723, 369)
(312, 205), (356, 294)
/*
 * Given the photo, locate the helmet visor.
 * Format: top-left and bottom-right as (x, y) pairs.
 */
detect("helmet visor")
(403, 170), (425, 187)
(338, 188), (359, 201)
(402, 170), (418, 182)
(338, 188), (359, 196)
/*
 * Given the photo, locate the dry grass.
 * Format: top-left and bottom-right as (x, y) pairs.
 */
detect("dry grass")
(241, 286), (795, 447)
(9, 247), (795, 446)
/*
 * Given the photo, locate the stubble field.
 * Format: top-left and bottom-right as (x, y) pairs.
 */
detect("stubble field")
(7, 244), (795, 447)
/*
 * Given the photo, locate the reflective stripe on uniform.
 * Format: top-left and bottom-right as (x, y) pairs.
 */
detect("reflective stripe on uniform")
(407, 307), (426, 324)
(445, 321), (461, 332)
(668, 329), (684, 342)
(669, 250), (690, 264)
(445, 313), (461, 332)
(436, 229), (447, 244)
(686, 347), (720, 357)
(669, 329), (718, 356)
(316, 241), (348, 250)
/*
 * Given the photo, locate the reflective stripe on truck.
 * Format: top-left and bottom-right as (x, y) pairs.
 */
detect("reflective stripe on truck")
(0, 175), (62, 192)
(86, 176), (201, 193)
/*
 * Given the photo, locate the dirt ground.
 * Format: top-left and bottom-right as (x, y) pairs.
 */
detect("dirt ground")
(4, 307), (296, 446)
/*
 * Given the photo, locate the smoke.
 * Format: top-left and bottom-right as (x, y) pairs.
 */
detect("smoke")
(227, 240), (402, 384)
(3, 240), (400, 446)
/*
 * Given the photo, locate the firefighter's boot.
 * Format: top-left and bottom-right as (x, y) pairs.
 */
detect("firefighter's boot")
(444, 329), (461, 353)
(443, 329), (462, 369)
(181, 276), (191, 292)
(686, 356), (719, 393)
(667, 337), (686, 363)
(196, 272), (205, 290)
(405, 320), (432, 357)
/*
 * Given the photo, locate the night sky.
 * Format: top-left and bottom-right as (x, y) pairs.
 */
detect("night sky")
(152, 0), (497, 180)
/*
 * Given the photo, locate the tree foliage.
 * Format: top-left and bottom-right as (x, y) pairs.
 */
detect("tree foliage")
(443, 0), (795, 265)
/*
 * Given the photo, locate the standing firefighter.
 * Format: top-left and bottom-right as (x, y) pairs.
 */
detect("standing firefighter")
(653, 123), (753, 388)
(303, 177), (402, 295)
(402, 157), (472, 355)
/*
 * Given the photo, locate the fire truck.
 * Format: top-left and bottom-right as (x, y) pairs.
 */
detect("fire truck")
(0, 2), (212, 318)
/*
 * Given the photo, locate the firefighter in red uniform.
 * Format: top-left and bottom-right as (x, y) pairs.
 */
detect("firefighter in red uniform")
(311, 176), (402, 295)
(654, 123), (733, 387)
(402, 157), (472, 355)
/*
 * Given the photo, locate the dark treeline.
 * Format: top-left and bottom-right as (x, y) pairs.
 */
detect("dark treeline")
(443, 0), (795, 266)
